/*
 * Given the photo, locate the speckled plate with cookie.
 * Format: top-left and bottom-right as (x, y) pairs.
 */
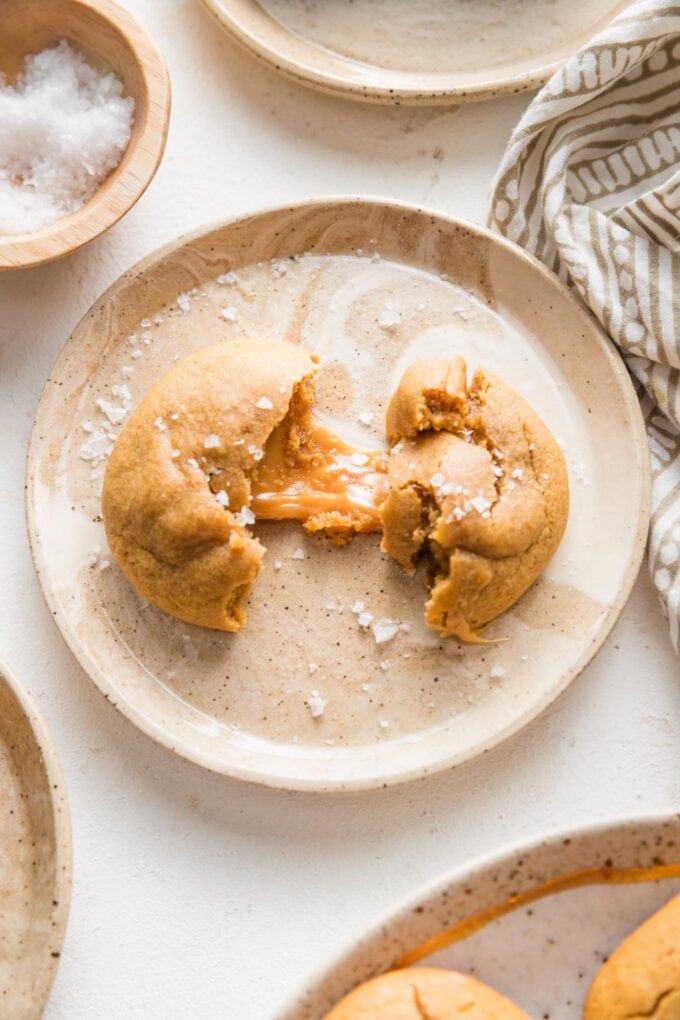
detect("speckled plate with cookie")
(278, 812), (680, 1018)
(26, 198), (648, 791)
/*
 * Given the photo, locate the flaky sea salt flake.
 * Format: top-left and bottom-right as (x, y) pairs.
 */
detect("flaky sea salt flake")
(236, 506), (255, 526)
(308, 690), (327, 718)
(372, 618), (399, 644)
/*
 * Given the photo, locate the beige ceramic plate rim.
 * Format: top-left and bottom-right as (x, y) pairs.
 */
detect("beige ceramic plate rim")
(0, 660), (72, 1016)
(200, 0), (629, 106)
(26, 196), (650, 793)
(0, 0), (171, 270)
(276, 810), (680, 1018)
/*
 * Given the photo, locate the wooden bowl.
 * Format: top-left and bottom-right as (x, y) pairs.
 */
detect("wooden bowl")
(0, 661), (71, 1019)
(0, 0), (171, 270)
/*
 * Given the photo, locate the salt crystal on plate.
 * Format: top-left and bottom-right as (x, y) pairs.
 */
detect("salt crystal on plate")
(292, 548), (305, 560)
(203, 434), (220, 449)
(308, 663), (319, 674)
(0, 41), (134, 235)
(131, 349), (143, 360)
(177, 293), (191, 314)
(308, 691), (326, 718)
(256, 396), (273, 410)
(351, 601), (365, 614)
(378, 306), (401, 330)
(350, 453), (369, 467)
(217, 271), (238, 286)
(221, 306), (238, 322)
(79, 429), (112, 464)
(357, 411), (374, 427)
(372, 618), (399, 644)
(121, 366), (133, 380)
(274, 560), (282, 571)
(489, 664), (506, 679)
(357, 611), (373, 628)
(96, 398), (127, 426)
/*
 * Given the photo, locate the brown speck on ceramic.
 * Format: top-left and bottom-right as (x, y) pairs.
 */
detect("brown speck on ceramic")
(0, 662), (71, 1018)
(25, 198), (649, 791)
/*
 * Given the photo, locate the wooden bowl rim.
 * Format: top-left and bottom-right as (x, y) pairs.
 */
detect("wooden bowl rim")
(0, 0), (171, 271)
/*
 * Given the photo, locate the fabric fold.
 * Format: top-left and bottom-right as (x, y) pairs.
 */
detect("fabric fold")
(490, 0), (680, 650)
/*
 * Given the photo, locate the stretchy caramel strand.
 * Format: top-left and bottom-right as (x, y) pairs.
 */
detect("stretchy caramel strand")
(250, 412), (388, 538)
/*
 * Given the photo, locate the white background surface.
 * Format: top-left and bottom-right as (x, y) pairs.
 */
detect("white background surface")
(1, 2), (679, 1017)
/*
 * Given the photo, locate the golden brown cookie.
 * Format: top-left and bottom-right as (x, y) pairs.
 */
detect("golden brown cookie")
(381, 357), (569, 641)
(583, 895), (680, 1019)
(102, 339), (320, 631)
(323, 967), (530, 1019)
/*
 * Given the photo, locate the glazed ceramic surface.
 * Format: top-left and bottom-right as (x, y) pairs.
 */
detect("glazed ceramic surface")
(26, 198), (648, 791)
(202, 0), (629, 105)
(278, 813), (680, 1018)
(0, 663), (71, 1020)
(0, 0), (171, 270)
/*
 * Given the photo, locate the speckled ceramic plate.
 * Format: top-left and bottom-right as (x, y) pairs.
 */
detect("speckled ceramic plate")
(201, 0), (629, 106)
(26, 197), (648, 791)
(278, 813), (680, 1018)
(0, 662), (71, 1020)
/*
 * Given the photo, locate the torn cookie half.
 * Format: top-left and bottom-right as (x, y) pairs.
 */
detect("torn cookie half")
(102, 339), (387, 631)
(381, 357), (569, 642)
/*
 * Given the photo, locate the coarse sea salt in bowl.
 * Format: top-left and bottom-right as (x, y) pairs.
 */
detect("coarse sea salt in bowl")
(0, 0), (171, 270)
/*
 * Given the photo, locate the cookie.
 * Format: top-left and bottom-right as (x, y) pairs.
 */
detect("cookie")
(323, 966), (530, 1019)
(583, 894), (680, 1019)
(102, 339), (320, 631)
(381, 357), (569, 641)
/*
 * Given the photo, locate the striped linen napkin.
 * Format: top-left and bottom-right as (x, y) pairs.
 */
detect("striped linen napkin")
(490, 1), (680, 651)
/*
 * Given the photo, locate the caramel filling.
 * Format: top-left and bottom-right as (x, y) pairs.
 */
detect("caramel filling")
(250, 417), (389, 531)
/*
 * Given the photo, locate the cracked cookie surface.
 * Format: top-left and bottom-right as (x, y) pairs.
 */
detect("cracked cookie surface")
(583, 895), (680, 1020)
(381, 357), (569, 641)
(322, 966), (530, 1018)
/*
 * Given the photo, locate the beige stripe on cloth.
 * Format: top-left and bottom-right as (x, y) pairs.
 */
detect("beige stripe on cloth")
(490, 0), (680, 651)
